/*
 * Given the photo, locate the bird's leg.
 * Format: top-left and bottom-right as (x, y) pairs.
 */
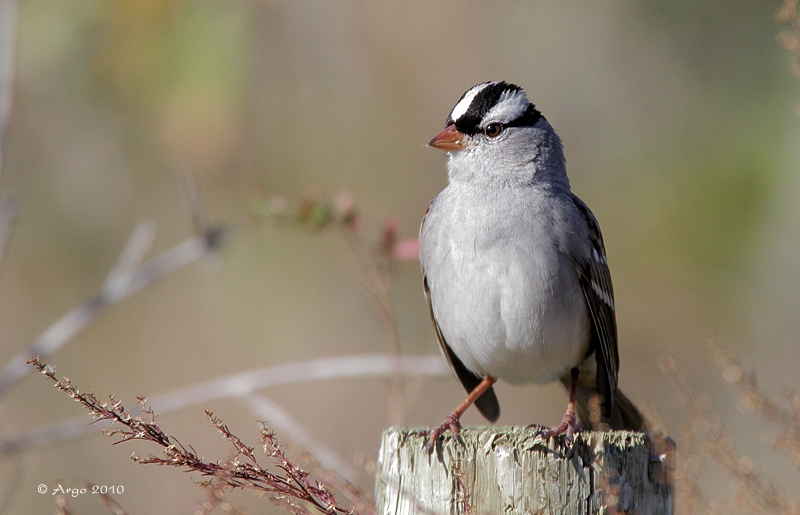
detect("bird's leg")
(426, 376), (497, 454)
(537, 367), (581, 442)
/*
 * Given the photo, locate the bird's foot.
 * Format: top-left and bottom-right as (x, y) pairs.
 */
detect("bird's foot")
(426, 413), (462, 455)
(534, 410), (581, 445)
(535, 367), (581, 445)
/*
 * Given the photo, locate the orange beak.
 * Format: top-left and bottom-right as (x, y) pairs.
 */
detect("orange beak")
(428, 124), (467, 151)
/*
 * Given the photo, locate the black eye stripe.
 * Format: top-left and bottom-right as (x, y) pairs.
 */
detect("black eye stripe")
(448, 82), (543, 136)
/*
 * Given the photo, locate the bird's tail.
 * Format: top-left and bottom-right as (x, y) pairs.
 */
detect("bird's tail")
(570, 382), (676, 488)
(572, 383), (647, 432)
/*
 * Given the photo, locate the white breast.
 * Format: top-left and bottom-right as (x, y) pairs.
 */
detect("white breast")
(420, 183), (590, 385)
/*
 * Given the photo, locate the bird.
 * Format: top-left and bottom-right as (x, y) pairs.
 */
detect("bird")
(419, 81), (645, 452)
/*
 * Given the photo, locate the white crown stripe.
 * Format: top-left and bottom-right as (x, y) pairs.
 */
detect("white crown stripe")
(484, 89), (529, 124)
(449, 83), (490, 122)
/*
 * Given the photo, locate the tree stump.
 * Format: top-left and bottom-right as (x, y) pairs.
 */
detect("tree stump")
(375, 427), (673, 515)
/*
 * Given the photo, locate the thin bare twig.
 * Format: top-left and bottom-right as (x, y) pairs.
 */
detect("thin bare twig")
(777, 0), (800, 115)
(183, 166), (207, 233)
(28, 357), (363, 514)
(0, 190), (19, 272)
(0, 193), (20, 514)
(79, 481), (130, 515)
(340, 223), (406, 426)
(0, 403), (23, 515)
(54, 491), (72, 515)
(253, 190), (414, 426)
(707, 339), (800, 468)
(660, 349), (799, 515)
(194, 477), (247, 515)
(0, 0), (18, 173)
(0, 224), (217, 396)
(0, 11), (24, 512)
(0, 168), (221, 397)
(294, 449), (377, 515)
(240, 393), (359, 482)
(1, 354), (447, 456)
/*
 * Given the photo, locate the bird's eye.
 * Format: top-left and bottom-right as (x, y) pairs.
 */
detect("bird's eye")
(484, 123), (503, 138)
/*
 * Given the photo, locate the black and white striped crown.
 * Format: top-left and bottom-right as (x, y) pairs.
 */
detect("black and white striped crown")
(445, 81), (543, 136)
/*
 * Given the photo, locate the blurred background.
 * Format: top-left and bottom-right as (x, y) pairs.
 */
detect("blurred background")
(1, 0), (799, 513)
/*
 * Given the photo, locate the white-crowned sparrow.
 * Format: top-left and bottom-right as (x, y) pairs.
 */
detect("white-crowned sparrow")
(420, 81), (644, 451)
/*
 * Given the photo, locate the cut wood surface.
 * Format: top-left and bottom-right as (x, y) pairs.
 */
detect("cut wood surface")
(375, 427), (673, 515)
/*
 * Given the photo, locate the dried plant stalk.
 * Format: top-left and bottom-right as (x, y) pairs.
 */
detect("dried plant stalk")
(778, 0), (800, 113)
(660, 339), (800, 515)
(28, 357), (373, 515)
(251, 188), (421, 426)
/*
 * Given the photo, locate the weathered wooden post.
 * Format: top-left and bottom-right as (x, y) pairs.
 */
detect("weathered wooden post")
(375, 427), (673, 515)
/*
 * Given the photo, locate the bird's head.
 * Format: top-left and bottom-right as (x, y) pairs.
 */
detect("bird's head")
(429, 81), (565, 186)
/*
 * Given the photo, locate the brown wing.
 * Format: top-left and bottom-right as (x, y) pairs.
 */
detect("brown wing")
(570, 194), (619, 418)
